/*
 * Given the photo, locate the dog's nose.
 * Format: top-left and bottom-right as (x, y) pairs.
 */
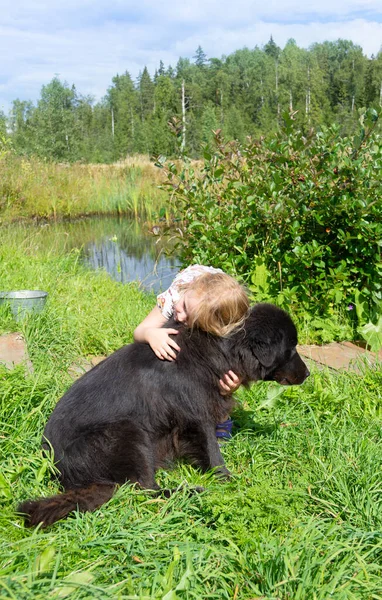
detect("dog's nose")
(304, 368), (310, 381)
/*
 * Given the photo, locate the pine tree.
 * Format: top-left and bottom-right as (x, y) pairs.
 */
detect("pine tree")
(158, 60), (165, 76)
(138, 67), (155, 121)
(264, 36), (282, 120)
(193, 46), (208, 68)
(264, 36), (281, 60)
(108, 71), (138, 156)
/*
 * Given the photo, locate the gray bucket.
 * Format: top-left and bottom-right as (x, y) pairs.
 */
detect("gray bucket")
(0, 290), (48, 321)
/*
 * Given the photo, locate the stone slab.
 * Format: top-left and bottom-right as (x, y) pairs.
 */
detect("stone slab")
(90, 355), (107, 367)
(0, 332), (33, 373)
(68, 355), (107, 379)
(341, 341), (382, 360)
(298, 342), (380, 373)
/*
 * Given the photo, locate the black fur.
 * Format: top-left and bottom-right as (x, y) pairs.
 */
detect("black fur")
(18, 303), (309, 527)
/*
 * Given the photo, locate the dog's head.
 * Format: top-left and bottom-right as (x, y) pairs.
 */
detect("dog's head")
(241, 303), (309, 385)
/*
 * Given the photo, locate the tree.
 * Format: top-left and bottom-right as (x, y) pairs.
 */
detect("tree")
(32, 77), (79, 160)
(107, 71), (138, 157)
(364, 56), (378, 106)
(264, 36), (282, 120)
(208, 57), (230, 126)
(223, 106), (246, 142)
(201, 104), (219, 145)
(194, 46), (208, 68)
(154, 74), (176, 116)
(158, 60), (166, 76)
(9, 99), (35, 153)
(279, 40), (305, 113)
(364, 50), (382, 108)
(264, 36), (281, 61)
(138, 67), (155, 120)
(87, 100), (115, 162)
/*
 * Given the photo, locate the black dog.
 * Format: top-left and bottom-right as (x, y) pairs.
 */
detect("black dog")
(18, 303), (309, 527)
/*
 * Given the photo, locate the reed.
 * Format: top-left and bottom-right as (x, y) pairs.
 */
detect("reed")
(0, 154), (169, 222)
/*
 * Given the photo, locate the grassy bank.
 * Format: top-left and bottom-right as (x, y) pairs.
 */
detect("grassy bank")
(0, 154), (169, 223)
(0, 234), (381, 598)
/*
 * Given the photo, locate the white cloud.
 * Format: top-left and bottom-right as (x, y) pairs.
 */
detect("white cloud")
(0, 0), (381, 113)
(3, 0), (381, 25)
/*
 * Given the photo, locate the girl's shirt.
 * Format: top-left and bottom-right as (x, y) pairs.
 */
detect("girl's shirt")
(157, 265), (223, 319)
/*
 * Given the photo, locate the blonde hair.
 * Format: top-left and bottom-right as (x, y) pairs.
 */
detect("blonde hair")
(180, 272), (249, 337)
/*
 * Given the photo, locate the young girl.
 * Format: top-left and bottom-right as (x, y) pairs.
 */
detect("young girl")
(134, 265), (250, 439)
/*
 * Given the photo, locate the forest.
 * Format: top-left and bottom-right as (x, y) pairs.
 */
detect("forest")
(1, 37), (382, 162)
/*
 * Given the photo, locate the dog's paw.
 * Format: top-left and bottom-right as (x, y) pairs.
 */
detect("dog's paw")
(215, 467), (231, 480)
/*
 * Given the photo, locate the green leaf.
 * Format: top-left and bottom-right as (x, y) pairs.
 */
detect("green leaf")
(37, 459), (50, 482)
(34, 546), (56, 576)
(257, 384), (286, 409)
(163, 591), (179, 600)
(188, 221), (205, 229)
(358, 316), (382, 353)
(55, 571), (95, 598)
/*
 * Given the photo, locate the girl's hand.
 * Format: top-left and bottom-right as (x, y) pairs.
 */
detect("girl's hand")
(134, 307), (180, 361)
(219, 370), (242, 395)
(147, 328), (180, 361)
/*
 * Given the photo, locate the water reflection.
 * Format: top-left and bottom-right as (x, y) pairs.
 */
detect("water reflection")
(82, 220), (180, 293)
(6, 217), (180, 294)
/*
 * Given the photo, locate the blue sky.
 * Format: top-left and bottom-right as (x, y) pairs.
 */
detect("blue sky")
(1, 0), (381, 113)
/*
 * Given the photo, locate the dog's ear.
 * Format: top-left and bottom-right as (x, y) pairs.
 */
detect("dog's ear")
(249, 338), (280, 368)
(243, 303), (296, 368)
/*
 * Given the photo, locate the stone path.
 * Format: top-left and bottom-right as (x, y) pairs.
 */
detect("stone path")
(0, 333), (381, 376)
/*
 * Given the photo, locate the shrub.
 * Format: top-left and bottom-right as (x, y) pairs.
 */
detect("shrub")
(159, 108), (382, 324)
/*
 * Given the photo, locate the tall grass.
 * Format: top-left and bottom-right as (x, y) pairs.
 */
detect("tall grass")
(0, 230), (381, 599)
(0, 154), (169, 222)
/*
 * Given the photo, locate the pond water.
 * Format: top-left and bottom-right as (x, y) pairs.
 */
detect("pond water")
(7, 217), (181, 295)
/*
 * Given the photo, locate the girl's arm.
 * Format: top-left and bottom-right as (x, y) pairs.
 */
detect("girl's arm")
(134, 306), (180, 361)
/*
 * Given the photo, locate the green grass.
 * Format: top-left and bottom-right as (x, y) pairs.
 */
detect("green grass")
(0, 234), (381, 599)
